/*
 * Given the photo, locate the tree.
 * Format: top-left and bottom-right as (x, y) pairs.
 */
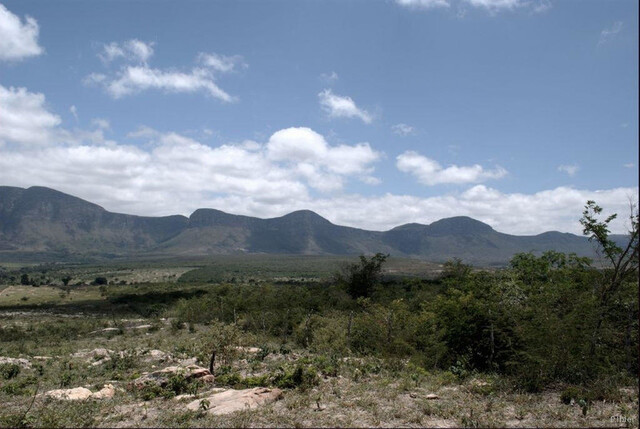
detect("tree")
(20, 274), (30, 285)
(93, 277), (108, 285)
(580, 200), (639, 354)
(338, 253), (389, 299)
(580, 200), (638, 308)
(61, 276), (72, 286)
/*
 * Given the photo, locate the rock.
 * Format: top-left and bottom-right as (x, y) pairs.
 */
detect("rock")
(87, 327), (120, 335)
(132, 324), (153, 330)
(72, 348), (113, 359)
(45, 387), (93, 401)
(186, 387), (283, 415)
(44, 384), (116, 401)
(130, 364), (214, 389)
(92, 384), (116, 399)
(233, 346), (261, 354)
(409, 393), (417, 398)
(142, 349), (171, 363)
(175, 388), (226, 401)
(33, 356), (53, 360)
(0, 357), (32, 369)
(425, 394), (439, 400)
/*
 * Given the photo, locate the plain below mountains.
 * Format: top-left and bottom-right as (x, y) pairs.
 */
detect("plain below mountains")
(0, 186), (623, 265)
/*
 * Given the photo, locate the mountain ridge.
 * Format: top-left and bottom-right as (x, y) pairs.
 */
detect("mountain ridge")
(0, 185), (625, 265)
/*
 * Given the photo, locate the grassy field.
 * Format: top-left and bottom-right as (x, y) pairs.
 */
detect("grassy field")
(0, 256), (637, 428)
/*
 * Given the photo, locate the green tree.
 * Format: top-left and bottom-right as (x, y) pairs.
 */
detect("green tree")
(20, 274), (30, 285)
(580, 200), (639, 354)
(338, 253), (388, 299)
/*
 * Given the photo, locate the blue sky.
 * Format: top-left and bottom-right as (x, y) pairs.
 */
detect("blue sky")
(0, 0), (637, 234)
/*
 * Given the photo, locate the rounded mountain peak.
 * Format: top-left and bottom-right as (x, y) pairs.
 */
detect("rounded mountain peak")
(427, 216), (494, 236)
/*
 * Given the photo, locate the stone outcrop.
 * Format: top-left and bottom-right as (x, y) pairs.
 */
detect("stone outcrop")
(186, 387), (283, 415)
(44, 384), (115, 401)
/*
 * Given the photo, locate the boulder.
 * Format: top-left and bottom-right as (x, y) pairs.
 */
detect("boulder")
(130, 364), (214, 389)
(186, 387), (283, 415)
(45, 387), (93, 401)
(44, 384), (117, 401)
(92, 384), (116, 399)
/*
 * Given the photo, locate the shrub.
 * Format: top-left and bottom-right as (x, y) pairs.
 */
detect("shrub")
(0, 363), (21, 380)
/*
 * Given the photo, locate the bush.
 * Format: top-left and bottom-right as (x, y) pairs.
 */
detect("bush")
(0, 363), (21, 380)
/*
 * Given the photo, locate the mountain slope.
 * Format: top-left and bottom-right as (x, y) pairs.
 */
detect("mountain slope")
(0, 186), (188, 254)
(0, 186), (620, 264)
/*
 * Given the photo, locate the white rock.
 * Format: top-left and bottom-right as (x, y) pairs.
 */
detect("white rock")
(186, 387), (283, 415)
(45, 387), (93, 401)
(92, 384), (116, 399)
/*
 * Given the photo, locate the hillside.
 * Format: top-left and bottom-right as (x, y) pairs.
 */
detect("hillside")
(0, 186), (622, 264)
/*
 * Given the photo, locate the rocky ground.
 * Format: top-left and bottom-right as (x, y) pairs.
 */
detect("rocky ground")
(1, 314), (637, 428)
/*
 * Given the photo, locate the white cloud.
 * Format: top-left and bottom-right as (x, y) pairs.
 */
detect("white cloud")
(320, 71), (339, 83)
(624, 163), (635, 169)
(0, 85), (61, 146)
(91, 118), (110, 130)
(0, 88), (382, 206)
(465, 0), (521, 11)
(395, 0), (450, 9)
(0, 3), (43, 61)
(397, 151), (507, 185)
(558, 164), (579, 177)
(198, 52), (246, 73)
(396, 0), (548, 13)
(2, 84), (636, 236)
(598, 21), (623, 46)
(392, 123), (416, 136)
(266, 127), (381, 188)
(99, 39), (154, 64)
(99, 66), (234, 101)
(87, 44), (242, 101)
(70, 105), (78, 121)
(318, 89), (373, 124)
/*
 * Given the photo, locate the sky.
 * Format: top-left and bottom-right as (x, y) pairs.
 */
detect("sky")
(0, 0), (637, 235)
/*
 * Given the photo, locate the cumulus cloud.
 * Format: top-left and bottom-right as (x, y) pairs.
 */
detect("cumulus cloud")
(397, 151), (507, 185)
(558, 164), (579, 177)
(2, 84), (636, 236)
(0, 84), (61, 146)
(318, 89), (373, 124)
(99, 39), (154, 64)
(0, 3), (43, 61)
(87, 42), (242, 101)
(98, 66), (234, 101)
(197, 52), (246, 73)
(392, 123), (416, 136)
(598, 21), (623, 46)
(266, 127), (381, 187)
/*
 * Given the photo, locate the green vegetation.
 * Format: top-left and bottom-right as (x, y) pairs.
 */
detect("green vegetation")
(0, 202), (636, 427)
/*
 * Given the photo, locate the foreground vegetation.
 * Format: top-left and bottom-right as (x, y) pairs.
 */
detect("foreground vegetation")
(0, 203), (637, 427)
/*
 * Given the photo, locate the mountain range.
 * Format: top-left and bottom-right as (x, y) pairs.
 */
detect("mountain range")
(0, 186), (622, 265)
